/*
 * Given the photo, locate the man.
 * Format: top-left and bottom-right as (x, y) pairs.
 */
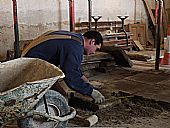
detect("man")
(22, 30), (105, 104)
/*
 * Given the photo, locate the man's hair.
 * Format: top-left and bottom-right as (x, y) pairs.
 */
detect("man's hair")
(83, 31), (103, 46)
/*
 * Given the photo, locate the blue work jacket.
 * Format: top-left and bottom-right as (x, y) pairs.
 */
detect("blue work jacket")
(25, 31), (93, 96)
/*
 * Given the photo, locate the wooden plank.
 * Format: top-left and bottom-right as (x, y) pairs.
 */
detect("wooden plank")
(127, 52), (151, 61)
(142, 0), (156, 25)
(81, 62), (100, 71)
(75, 21), (123, 33)
(99, 46), (133, 67)
(133, 40), (144, 51)
(75, 21), (122, 27)
(82, 51), (113, 63)
(104, 38), (134, 45)
(68, 93), (99, 111)
(69, 114), (98, 127)
(103, 32), (133, 40)
(4, 125), (18, 128)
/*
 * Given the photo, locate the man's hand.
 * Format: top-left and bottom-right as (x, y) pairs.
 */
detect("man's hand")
(91, 89), (105, 104)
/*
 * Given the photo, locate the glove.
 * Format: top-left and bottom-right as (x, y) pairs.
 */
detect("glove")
(91, 89), (105, 104)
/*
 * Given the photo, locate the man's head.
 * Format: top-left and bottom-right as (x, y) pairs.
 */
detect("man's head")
(83, 31), (103, 55)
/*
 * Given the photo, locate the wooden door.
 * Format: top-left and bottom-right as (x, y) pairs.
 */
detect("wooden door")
(127, 23), (146, 47)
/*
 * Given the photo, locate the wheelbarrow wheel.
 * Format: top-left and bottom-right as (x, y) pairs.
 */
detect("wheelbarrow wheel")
(18, 90), (69, 128)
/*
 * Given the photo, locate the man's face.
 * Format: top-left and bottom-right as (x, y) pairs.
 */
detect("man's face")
(84, 39), (101, 55)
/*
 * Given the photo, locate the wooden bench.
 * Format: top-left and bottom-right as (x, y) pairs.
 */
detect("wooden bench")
(103, 38), (135, 51)
(75, 21), (135, 51)
(75, 21), (123, 34)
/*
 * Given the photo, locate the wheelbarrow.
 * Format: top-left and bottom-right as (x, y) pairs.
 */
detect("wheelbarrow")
(0, 58), (76, 128)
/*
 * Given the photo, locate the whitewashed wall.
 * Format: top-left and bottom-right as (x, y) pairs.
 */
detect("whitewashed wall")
(0, 0), (148, 60)
(75, 0), (147, 23)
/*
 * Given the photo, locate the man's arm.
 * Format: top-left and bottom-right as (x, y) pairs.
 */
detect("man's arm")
(60, 43), (105, 103)
(60, 44), (93, 96)
(81, 75), (89, 83)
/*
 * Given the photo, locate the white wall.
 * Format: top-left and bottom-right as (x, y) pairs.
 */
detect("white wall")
(0, 0), (148, 60)
(75, 0), (146, 23)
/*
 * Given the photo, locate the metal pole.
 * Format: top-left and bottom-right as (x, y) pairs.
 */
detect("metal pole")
(12, 0), (20, 58)
(134, 0), (137, 24)
(94, 20), (97, 30)
(88, 0), (92, 31)
(69, 0), (75, 32)
(155, 0), (163, 70)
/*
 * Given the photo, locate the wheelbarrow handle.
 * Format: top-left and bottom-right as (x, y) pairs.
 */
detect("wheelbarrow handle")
(28, 107), (76, 122)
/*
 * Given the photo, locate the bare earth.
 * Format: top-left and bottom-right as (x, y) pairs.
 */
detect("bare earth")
(68, 63), (170, 128)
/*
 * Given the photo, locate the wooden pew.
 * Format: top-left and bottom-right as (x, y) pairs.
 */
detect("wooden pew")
(75, 21), (123, 33)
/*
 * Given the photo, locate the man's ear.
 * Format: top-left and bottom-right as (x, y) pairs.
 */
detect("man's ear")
(90, 39), (95, 45)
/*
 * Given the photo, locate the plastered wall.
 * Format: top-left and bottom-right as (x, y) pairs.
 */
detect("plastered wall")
(75, 0), (147, 23)
(0, 0), (149, 60)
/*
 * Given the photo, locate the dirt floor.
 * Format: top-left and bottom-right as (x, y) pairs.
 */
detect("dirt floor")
(72, 96), (170, 128)
(68, 59), (170, 128)
(3, 50), (170, 128)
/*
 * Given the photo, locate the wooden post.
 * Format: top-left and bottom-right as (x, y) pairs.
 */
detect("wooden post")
(69, 0), (75, 32)
(88, 0), (92, 31)
(155, 0), (163, 70)
(12, 0), (20, 58)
